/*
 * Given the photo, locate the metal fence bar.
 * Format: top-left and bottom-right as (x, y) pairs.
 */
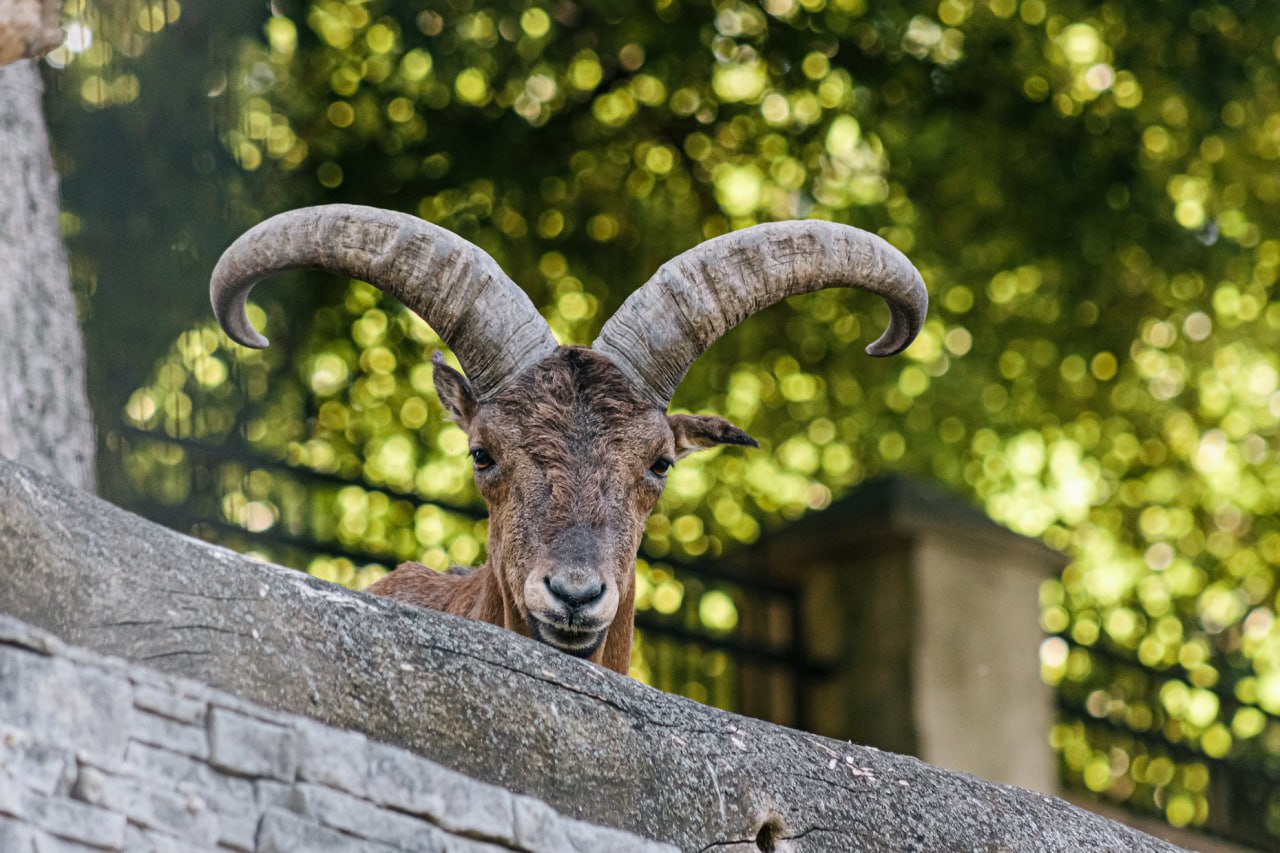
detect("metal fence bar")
(1056, 694), (1280, 848)
(119, 427), (486, 520)
(125, 465), (816, 681)
(1059, 632), (1279, 733)
(1054, 633), (1280, 849)
(1055, 693), (1280, 783)
(633, 613), (830, 673)
(131, 502), (418, 569)
(121, 428), (798, 596)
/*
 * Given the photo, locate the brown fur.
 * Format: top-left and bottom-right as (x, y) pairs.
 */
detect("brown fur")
(367, 346), (754, 675)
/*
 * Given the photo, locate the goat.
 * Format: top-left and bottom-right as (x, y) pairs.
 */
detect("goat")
(210, 205), (927, 674)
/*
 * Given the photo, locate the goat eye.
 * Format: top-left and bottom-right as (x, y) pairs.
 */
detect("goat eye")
(470, 448), (495, 471)
(649, 457), (673, 478)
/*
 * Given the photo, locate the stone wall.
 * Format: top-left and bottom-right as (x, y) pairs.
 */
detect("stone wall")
(732, 474), (1065, 793)
(0, 615), (672, 852)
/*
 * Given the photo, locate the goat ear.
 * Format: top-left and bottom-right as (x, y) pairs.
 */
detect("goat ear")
(432, 351), (477, 427)
(667, 414), (758, 460)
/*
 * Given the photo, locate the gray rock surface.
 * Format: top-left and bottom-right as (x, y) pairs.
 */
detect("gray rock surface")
(0, 614), (674, 852)
(0, 62), (96, 492)
(0, 457), (1186, 851)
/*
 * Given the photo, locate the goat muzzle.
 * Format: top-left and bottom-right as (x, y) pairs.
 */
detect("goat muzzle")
(523, 563), (619, 659)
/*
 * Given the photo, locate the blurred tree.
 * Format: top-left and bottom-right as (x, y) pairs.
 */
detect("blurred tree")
(44, 0), (1280, 840)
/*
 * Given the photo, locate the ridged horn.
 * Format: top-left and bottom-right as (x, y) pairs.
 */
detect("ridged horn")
(210, 204), (557, 399)
(592, 221), (928, 409)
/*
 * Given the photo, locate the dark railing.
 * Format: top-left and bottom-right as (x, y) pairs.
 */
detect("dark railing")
(1055, 635), (1280, 849)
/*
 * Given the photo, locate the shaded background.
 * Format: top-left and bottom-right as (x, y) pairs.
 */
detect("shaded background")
(40, 0), (1280, 845)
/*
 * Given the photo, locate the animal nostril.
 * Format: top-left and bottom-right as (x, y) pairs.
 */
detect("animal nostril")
(545, 575), (606, 608)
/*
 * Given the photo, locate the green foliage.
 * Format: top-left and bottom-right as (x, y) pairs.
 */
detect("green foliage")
(49, 0), (1280, 835)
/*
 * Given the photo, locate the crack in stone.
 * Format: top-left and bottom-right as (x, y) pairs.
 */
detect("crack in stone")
(169, 623), (254, 638)
(780, 769), (879, 795)
(91, 619), (164, 630)
(140, 584), (260, 603)
(138, 649), (213, 662)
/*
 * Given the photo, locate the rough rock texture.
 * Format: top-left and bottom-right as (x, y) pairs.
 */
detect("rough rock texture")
(0, 458), (1186, 852)
(0, 61), (96, 491)
(0, 614), (674, 852)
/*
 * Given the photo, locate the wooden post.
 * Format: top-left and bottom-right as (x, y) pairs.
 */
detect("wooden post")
(738, 475), (1066, 794)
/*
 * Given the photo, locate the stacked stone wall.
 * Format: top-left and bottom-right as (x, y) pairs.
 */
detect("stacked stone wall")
(0, 615), (672, 852)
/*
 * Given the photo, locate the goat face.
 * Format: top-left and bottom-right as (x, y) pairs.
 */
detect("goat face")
(211, 206), (927, 674)
(432, 346), (755, 659)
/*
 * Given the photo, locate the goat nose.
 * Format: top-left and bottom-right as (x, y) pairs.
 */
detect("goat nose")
(544, 575), (605, 609)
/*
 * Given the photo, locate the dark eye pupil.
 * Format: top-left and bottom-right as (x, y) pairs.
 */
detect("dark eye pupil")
(471, 448), (494, 469)
(651, 458), (672, 477)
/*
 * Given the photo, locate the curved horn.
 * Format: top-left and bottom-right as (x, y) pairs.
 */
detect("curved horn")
(210, 204), (557, 399)
(592, 221), (928, 409)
